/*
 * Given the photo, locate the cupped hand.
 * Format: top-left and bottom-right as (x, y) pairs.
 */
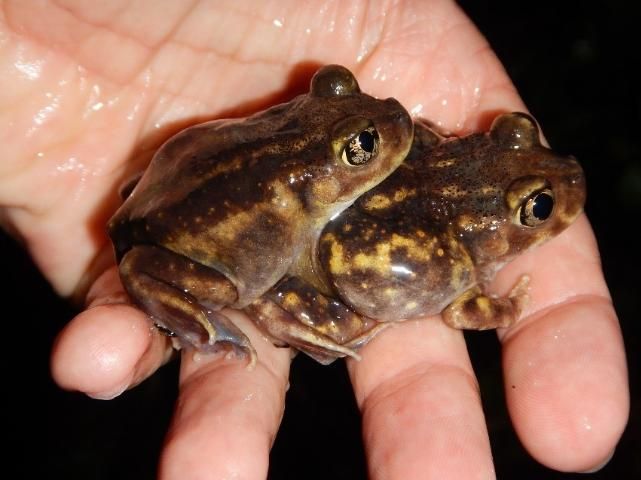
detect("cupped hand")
(1, 1), (627, 478)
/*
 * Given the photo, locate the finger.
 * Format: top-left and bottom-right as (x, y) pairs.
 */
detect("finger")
(348, 318), (496, 479)
(496, 216), (629, 472)
(51, 266), (174, 399)
(159, 310), (291, 480)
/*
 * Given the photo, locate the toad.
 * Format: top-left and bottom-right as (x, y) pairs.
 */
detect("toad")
(248, 113), (586, 363)
(108, 65), (414, 365)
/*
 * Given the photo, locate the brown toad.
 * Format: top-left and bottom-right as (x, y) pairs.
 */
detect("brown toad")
(248, 113), (586, 363)
(108, 65), (414, 365)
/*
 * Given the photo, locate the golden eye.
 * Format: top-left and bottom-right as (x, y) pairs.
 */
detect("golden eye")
(518, 188), (554, 227)
(341, 126), (379, 166)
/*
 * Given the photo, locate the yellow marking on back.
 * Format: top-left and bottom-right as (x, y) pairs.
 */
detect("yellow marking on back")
(433, 158), (456, 168)
(283, 292), (302, 309)
(326, 235), (350, 275)
(353, 243), (391, 274)
(349, 233), (440, 275)
(363, 194), (392, 210)
(166, 180), (303, 263)
(364, 189), (417, 210)
(393, 187), (416, 202)
(391, 233), (436, 262)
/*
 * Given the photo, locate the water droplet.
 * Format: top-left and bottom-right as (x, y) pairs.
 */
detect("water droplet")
(14, 59), (42, 80)
(410, 103), (424, 116)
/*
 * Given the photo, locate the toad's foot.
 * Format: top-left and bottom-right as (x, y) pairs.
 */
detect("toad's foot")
(246, 276), (388, 364)
(120, 245), (256, 367)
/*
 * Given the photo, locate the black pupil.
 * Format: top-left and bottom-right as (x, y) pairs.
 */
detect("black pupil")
(358, 130), (375, 152)
(532, 192), (554, 219)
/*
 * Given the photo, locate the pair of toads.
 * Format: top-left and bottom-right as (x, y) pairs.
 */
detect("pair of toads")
(108, 65), (586, 366)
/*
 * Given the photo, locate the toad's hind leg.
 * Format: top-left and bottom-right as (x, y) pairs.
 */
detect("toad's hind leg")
(119, 245), (256, 365)
(245, 277), (391, 364)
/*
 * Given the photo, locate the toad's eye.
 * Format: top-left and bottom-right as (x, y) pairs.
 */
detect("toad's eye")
(518, 188), (554, 227)
(341, 126), (379, 166)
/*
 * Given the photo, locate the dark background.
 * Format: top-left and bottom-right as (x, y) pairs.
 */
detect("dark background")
(5, 1), (639, 478)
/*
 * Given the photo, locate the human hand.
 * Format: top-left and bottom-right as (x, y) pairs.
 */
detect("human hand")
(1, 1), (627, 478)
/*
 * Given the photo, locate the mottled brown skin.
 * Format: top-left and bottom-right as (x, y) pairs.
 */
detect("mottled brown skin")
(108, 65), (414, 365)
(251, 113), (586, 363)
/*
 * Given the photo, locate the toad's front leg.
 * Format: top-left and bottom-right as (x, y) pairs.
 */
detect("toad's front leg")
(119, 245), (256, 365)
(245, 276), (391, 364)
(442, 275), (530, 329)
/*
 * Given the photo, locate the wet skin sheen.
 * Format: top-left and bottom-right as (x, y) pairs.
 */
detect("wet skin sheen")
(248, 113), (586, 364)
(108, 65), (414, 365)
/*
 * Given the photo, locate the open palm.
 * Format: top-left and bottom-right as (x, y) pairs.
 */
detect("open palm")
(1, 1), (627, 478)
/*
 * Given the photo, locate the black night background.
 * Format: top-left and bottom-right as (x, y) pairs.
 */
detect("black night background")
(3, 1), (639, 478)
